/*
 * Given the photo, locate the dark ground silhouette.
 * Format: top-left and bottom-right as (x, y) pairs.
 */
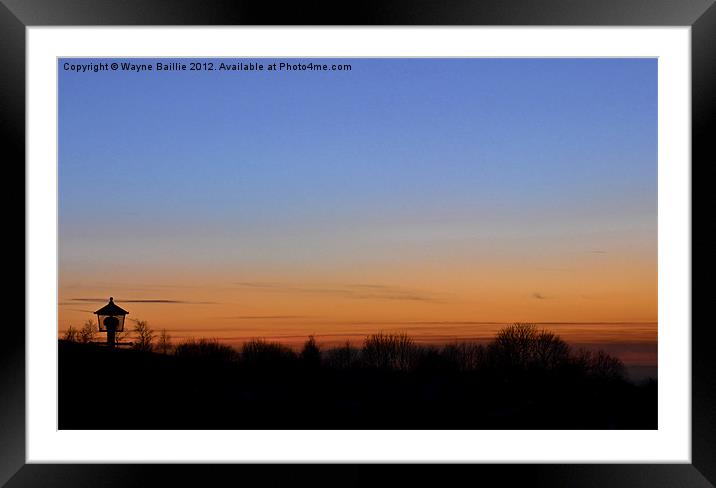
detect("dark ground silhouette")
(58, 325), (657, 429)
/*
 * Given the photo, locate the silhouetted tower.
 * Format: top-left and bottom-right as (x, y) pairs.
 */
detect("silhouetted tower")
(94, 297), (128, 348)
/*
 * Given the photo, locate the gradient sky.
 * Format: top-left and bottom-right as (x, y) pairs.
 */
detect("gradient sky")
(58, 58), (657, 365)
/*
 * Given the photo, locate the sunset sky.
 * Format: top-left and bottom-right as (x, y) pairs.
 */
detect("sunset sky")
(58, 58), (657, 366)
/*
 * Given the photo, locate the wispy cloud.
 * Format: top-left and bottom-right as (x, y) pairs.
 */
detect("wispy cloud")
(234, 282), (282, 289)
(69, 298), (217, 304)
(532, 292), (548, 300)
(235, 282), (440, 302)
(590, 250), (607, 254)
(219, 315), (310, 320)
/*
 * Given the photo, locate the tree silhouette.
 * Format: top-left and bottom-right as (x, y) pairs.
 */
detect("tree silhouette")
(78, 319), (97, 344)
(574, 348), (626, 381)
(62, 325), (79, 342)
(157, 328), (172, 354)
(59, 324), (655, 430)
(362, 332), (416, 370)
(300, 335), (321, 366)
(241, 338), (295, 364)
(532, 329), (571, 370)
(132, 320), (155, 352)
(325, 341), (356, 369)
(442, 342), (485, 371)
(489, 323), (570, 371)
(114, 327), (129, 346)
(174, 338), (238, 362)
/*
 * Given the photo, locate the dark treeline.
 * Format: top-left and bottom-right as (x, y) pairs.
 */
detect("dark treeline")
(59, 324), (656, 429)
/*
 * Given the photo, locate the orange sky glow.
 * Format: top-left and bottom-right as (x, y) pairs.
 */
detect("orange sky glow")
(59, 246), (657, 367)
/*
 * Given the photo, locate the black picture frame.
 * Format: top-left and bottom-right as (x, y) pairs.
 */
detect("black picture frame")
(5, 1), (710, 486)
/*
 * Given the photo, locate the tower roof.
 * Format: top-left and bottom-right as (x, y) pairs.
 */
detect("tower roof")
(94, 297), (129, 316)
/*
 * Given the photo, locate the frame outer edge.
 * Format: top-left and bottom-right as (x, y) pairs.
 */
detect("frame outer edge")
(0, 0), (715, 26)
(0, 2), (26, 487)
(692, 1), (716, 485)
(7, 0), (714, 484)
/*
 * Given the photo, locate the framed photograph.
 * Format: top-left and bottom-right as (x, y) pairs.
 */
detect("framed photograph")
(8, 0), (709, 485)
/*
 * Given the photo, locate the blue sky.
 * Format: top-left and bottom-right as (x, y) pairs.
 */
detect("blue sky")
(59, 57), (656, 228)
